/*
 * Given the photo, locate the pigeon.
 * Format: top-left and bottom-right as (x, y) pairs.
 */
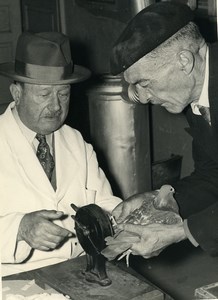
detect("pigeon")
(101, 185), (182, 264)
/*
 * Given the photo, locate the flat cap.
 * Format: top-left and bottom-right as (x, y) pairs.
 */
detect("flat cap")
(110, 1), (194, 75)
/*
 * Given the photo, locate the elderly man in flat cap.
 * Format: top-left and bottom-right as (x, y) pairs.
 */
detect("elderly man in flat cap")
(111, 2), (218, 258)
(0, 32), (121, 276)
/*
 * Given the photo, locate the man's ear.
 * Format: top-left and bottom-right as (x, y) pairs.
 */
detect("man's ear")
(9, 83), (23, 105)
(177, 50), (194, 75)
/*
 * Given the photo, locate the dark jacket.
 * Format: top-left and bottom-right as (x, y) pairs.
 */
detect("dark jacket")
(174, 43), (218, 256)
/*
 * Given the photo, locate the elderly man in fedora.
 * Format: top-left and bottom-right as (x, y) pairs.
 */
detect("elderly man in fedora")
(110, 2), (218, 259)
(0, 31), (121, 276)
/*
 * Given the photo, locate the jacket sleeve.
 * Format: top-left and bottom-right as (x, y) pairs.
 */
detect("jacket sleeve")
(0, 213), (32, 263)
(174, 135), (218, 256)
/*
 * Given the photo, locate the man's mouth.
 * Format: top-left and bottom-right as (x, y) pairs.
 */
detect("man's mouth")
(45, 112), (61, 118)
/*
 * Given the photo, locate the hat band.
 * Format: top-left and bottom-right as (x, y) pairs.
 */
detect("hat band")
(15, 60), (73, 81)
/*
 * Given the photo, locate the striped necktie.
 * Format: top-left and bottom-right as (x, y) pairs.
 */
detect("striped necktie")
(36, 134), (55, 181)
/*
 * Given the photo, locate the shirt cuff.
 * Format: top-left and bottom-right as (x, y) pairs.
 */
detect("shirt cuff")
(183, 219), (199, 247)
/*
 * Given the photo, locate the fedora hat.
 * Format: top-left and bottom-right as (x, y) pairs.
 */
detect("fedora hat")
(0, 31), (91, 84)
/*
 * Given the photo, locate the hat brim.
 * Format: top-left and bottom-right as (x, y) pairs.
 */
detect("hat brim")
(0, 62), (91, 84)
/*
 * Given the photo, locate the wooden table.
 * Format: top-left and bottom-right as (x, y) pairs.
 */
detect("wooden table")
(4, 240), (217, 299)
(2, 255), (165, 300)
(129, 240), (218, 300)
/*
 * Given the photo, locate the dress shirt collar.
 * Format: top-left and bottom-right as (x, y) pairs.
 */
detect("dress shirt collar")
(191, 46), (209, 115)
(12, 105), (53, 150)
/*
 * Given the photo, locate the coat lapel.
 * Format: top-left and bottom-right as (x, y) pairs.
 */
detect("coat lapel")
(3, 106), (54, 195)
(52, 127), (80, 199)
(208, 43), (218, 145)
(185, 43), (218, 163)
(3, 104), (79, 197)
(185, 106), (218, 163)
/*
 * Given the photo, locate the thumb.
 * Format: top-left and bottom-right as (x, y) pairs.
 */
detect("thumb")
(38, 210), (64, 220)
(117, 205), (133, 223)
(38, 210), (74, 238)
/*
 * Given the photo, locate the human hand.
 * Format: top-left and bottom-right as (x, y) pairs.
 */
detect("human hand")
(17, 210), (73, 251)
(112, 191), (157, 223)
(103, 185), (183, 263)
(118, 222), (187, 258)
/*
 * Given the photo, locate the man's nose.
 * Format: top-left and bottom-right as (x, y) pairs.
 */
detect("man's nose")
(127, 84), (140, 103)
(128, 84), (151, 104)
(51, 93), (61, 111)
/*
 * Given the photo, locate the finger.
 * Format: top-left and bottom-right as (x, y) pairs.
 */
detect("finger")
(116, 203), (138, 223)
(121, 222), (170, 234)
(38, 210), (64, 220)
(117, 194), (150, 223)
(41, 231), (65, 244)
(120, 223), (146, 236)
(117, 206), (133, 223)
(131, 244), (164, 258)
(55, 227), (73, 238)
(29, 232), (59, 250)
(42, 220), (73, 239)
(32, 227), (69, 249)
(105, 237), (140, 246)
(112, 203), (124, 220)
(31, 218), (73, 242)
(38, 245), (51, 251)
(35, 239), (59, 250)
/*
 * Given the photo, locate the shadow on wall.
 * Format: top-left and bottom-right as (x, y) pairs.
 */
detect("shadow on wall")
(65, 80), (91, 143)
(151, 105), (194, 179)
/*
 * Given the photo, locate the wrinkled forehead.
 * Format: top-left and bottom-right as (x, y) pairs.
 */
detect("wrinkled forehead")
(23, 82), (71, 91)
(124, 55), (157, 83)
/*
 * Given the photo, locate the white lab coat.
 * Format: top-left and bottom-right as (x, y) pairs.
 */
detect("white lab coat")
(0, 102), (121, 276)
